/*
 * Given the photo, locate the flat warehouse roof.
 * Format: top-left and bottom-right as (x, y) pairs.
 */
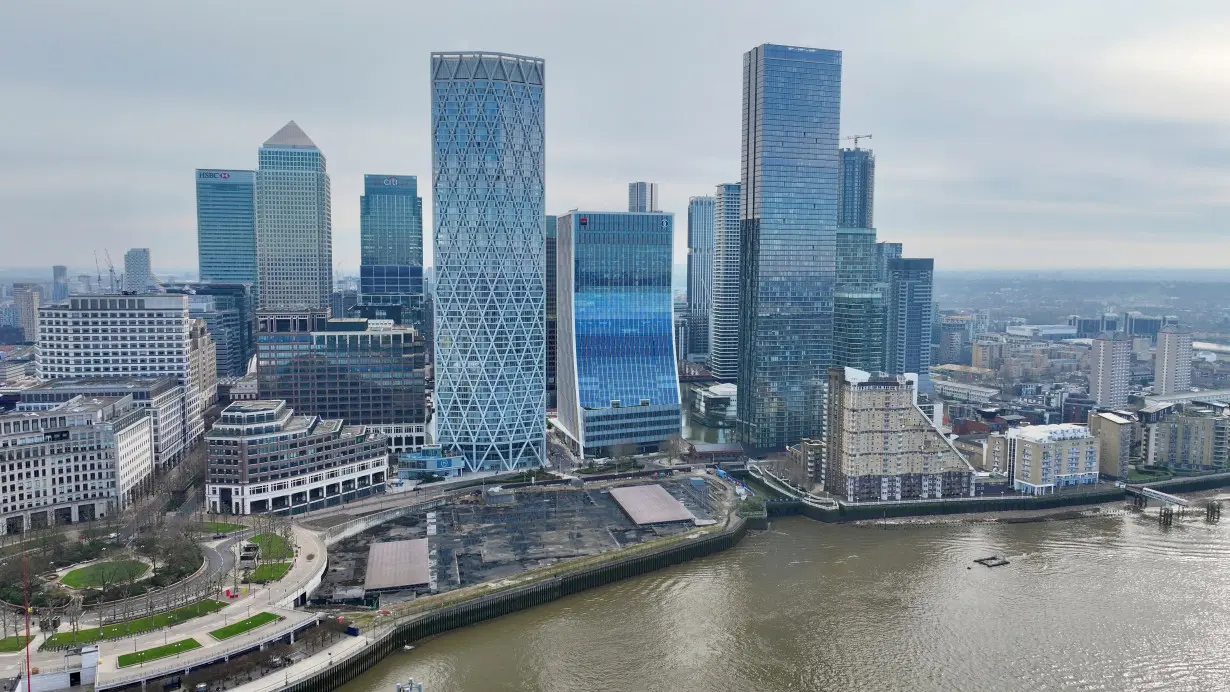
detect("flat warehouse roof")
(609, 484), (695, 525)
(364, 538), (430, 592)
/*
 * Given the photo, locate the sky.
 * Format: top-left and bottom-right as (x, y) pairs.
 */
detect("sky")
(3, 0), (1230, 275)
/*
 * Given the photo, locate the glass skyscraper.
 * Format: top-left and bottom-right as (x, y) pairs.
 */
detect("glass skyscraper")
(431, 51), (546, 471)
(255, 121), (332, 310)
(556, 211), (681, 457)
(738, 44), (842, 450)
(686, 196), (715, 360)
(359, 174), (424, 327)
(886, 258), (934, 392)
(838, 147), (875, 229)
(545, 214), (558, 409)
(832, 228), (886, 373)
(628, 182), (660, 212)
(196, 169), (256, 286)
(51, 265), (69, 302)
(163, 282), (256, 378)
(709, 182), (742, 381)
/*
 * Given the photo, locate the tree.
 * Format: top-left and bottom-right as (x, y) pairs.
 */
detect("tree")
(661, 435), (689, 466)
(610, 443), (639, 473)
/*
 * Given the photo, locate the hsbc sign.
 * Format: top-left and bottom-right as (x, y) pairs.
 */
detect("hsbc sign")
(198, 171), (234, 180)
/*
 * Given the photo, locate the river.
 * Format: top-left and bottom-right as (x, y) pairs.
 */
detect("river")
(344, 501), (1230, 691)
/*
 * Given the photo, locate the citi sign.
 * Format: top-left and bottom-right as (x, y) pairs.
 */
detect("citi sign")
(383, 177), (400, 186)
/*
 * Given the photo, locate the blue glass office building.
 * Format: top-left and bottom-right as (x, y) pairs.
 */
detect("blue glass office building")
(738, 44), (842, 450)
(196, 169), (256, 285)
(886, 258), (934, 392)
(359, 175), (424, 325)
(431, 52), (546, 471)
(556, 212), (681, 458)
(686, 196), (715, 360)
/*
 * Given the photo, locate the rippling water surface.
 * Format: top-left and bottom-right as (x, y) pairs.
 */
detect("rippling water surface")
(345, 500), (1230, 691)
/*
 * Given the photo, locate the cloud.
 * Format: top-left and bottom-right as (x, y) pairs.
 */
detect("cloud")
(2, 0), (1230, 274)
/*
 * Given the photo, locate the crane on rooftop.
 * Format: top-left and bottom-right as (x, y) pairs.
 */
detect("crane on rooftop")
(842, 134), (873, 149)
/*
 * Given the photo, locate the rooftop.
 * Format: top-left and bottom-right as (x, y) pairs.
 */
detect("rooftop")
(262, 120), (318, 149)
(1007, 424), (1092, 443)
(609, 484), (696, 525)
(363, 539), (430, 592)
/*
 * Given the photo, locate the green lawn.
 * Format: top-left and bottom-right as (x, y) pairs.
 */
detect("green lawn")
(117, 638), (201, 668)
(42, 600), (226, 648)
(0, 636), (30, 652)
(250, 533), (294, 560)
(209, 612), (280, 641)
(200, 521), (245, 534)
(60, 559), (148, 589)
(244, 562), (291, 584)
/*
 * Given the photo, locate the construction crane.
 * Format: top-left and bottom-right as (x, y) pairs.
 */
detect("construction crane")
(94, 251), (103, 292)
(842, 134), (873, 149)
(104, 250), (118, 293)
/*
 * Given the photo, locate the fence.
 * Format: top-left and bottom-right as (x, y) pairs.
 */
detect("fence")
(764, 487), (1128, 522)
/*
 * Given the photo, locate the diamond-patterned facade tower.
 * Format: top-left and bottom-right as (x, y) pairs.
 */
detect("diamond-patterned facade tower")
(431, 52), (546, 472)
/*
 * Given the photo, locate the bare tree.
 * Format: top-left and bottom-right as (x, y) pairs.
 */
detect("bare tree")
(661, 435), (689, 466)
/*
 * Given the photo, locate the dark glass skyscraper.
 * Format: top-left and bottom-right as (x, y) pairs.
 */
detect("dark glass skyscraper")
(686, 196), (715, 360)
(164, 282), (256, 378)
(838, 147), (875, 229)
(832, 228), (886, 373)
(886, 258), (934, 392)
(359, 175), (424, 327)
(556, 212), (680, 457)
(545, 214), (558, 409)
(738, 44), (842, 450)
(196, 169), (256, 286)
(432, 52), (546, 471)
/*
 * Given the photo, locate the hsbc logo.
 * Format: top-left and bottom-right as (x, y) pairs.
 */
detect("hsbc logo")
(220, 172), (230, 179)
(198, 171), (232, 180)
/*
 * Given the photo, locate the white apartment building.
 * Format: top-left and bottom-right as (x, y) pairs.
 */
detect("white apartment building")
(0, 395), (153, 534)
(36, 294), (216, 466)
(1155, 326), (1193, 396)
(1091, 332), (1131, 408)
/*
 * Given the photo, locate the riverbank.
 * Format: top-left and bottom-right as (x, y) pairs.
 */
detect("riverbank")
(848, 501), (1129, 527)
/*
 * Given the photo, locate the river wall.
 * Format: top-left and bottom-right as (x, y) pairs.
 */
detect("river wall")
(281, 519), (748, 692)
(764, 489), (1128, 522)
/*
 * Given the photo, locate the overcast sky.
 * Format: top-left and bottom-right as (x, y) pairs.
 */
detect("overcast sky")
(3, 0), (1230, 275)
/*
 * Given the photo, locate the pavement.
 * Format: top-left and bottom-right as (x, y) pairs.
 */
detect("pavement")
(0, 525), (327, 688)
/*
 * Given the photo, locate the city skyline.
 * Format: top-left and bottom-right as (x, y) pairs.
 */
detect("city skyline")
(5, 2), (1229, 272)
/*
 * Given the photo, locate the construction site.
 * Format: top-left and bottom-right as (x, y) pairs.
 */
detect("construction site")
(316, 474), (727, 607)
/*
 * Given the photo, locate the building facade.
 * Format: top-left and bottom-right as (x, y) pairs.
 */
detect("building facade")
(255, 121), (332, 310)
(556, 211), (681, 458)
(738, 44), (842, 450)
(686, 196), (715, 360)
(12, 283), (41, 343)
(124, 248), (154, 293)
(52, 265), (69, 302)
(546, 214), (558, 409)
(824, 368), (972, 502)
(19, 377), (187, 470)
(1091, 332), (1131, 408)
(1155, 325), (1193, 396)
(359, 174), (424, 328)
(164, 282), (256, 378)
(205, 399), (389, 515)
(708, 182), (742, 381)
(837, 147), (875, 229)
(1144, 407), (1229, 472)
(1088, 410), (1134, 479)
(0, 395), (153, 535)
(36, 294), (213, 465)
(627, 182), (660, 213)
(832, 228), (885, 373)
(431, 51), (546, 471)
(256, 313), (426, 453)
(987, 424), (1100, 495)
(196, 169), (257, 286)
(886, 258), (934, 391)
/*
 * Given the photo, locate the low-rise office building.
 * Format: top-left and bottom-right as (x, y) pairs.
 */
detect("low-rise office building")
(824, 367), (973, 503)
(987, 424), (1100, 496)
(18, 377), (187, 469)
(397, 445), (467, 480)
(206, 399), (389, 515)
(0, 395), (154, 534)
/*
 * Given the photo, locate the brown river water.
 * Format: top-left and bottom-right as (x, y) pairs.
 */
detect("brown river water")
(344, 500), (1230, 691)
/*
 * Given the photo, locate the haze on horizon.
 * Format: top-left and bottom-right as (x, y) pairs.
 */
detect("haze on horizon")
(2, 0), (1230, 273)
